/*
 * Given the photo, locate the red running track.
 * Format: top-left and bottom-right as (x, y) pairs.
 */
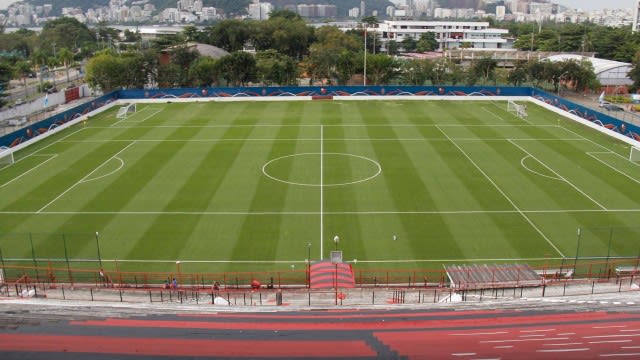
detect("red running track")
(0, 334), (376, 358)
(4, 308), (640, 359)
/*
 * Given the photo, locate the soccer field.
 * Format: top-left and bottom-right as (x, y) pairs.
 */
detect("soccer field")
(0, 99), (639, 273)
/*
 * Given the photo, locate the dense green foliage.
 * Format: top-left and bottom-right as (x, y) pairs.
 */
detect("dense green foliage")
(1, 100), (638, 273)
(508, 22), (640, 63)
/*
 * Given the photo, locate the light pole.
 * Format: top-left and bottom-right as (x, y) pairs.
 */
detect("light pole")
(307, 242), (312, 288)
(95, 231), (102, 268)
(573, 227), (581, 276)
(333, 235), (340, 306)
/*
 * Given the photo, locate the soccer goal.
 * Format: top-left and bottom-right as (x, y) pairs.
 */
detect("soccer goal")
(116, 103), (136, 119)
(507, 100), (528, 119)
(0, 146), (14, 168)
(630, 146), (640, 162)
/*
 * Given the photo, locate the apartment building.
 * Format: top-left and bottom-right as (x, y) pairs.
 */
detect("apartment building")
(375, 20), (511, 51)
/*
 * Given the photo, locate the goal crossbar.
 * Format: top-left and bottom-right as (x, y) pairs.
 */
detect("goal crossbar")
(116, 103), (137, 119)
(507, 100), (528, 119)
(0, 146), (14, 167)
(630, 147), (640, 162)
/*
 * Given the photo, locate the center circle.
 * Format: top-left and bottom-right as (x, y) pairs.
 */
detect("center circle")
(262, 153), (382, 187)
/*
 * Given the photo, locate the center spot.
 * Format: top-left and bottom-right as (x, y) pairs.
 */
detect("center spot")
(262, 153), (382, 187)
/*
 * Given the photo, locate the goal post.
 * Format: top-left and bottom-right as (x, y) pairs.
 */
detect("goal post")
(0, 146), (14, 168)
(116, 103), (136, 119)
(630, 146), (640, 162)
(507, 100), (528, 119)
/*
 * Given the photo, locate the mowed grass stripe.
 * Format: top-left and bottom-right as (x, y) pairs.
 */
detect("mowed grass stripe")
(34, 126), (200, 259)
(530, 138), (640, 209)
(387, 102), (524, 259)
(360, 102), (466, 260)
(0, 140), (130, 212)
(124, 103), (275, 261)
(440, 125), (565, 257)
(230, 106), (306, 262)
(324, 105), (378, 262)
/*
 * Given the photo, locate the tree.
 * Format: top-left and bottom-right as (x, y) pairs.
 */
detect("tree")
(218, 51), (256, 86)
(170, 46), (200, 87)
(471, 57), (498, 84)
(629, 51), (640, 90)
(335, 50), (358, 85)
(366, 54), (398, 85)
(15, 60), (32, 98)
(400, 59), (431, 85)
(0, 62), (10, 107)
(508, 61), (528, 86)
(39, 17), (94, 55)
(85, 51), (124, 92)
(57, 47), (74, 85)
(387, 40), (399, 56)
(47, 56), (59, 89)
(416, 32), (438, 52)
(308, 26), (360, 84)
(255, 50), (297, 85)
(189, 57), (218, 87)
(401, 37), (417, 52)
(207, 20), (252, 52)
(252, 15), (314, 60)
(527, 60), (546, 88)
(31, 49), (48, 89)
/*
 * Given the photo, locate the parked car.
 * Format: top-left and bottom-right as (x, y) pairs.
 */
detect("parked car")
(602, 103), (623, 111)
(14, 98), (24, 105)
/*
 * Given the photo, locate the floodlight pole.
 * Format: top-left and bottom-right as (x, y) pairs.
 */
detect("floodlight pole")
(605, 227), (614, 276)
(29, 233), (40, 282)
(573, 227), (581, 275)
(62, 234), (73, 285)
(307, 242), (312, 288)
(95, 231), (102, 268)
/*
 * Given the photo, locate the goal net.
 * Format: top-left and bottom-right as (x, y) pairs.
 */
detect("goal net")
(0, 146), (14, 168)
(507, 100), (528, 119)
(630, 147), (640, 162)
(116, 103), (136, 119)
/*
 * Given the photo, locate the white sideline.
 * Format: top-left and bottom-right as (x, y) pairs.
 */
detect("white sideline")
(6, 95), (636, 156)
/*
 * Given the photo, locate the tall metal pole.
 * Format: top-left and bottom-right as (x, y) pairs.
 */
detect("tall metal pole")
(307, 242), (311, 289)
(605, 227), (613, 273)
(29, 233), (40, 282)
(95, 231), (102, 268)
(573, 227), (581, 275)
(63, 234), (73, 285)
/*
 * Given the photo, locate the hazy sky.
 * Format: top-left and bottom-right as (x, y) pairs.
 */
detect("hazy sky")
(0, 0), (635, 11)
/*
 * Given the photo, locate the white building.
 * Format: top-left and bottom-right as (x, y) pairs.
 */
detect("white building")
(496, 6), (506, 21)
(248, 1), (273, 20)
(375, 20), (510, 51)
(544, 54), (633, 86)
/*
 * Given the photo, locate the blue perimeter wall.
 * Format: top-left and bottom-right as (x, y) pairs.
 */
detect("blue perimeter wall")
(2, 86), (639, 148)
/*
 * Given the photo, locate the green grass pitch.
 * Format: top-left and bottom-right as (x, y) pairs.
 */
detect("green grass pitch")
(0, 100), (639, 273)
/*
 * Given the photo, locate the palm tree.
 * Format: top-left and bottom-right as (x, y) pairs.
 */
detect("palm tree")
(58, 47), (74, 85)
(31, 49), (48, 89)
(14, 61), (32, 99)
(47, 56), (59, 89)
